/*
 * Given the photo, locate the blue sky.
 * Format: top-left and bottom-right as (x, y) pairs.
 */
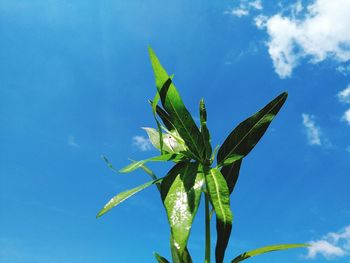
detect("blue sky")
(1, 0), (349, 262)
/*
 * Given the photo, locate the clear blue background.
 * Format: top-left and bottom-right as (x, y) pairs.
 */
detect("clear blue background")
(0, 1), (349, 262)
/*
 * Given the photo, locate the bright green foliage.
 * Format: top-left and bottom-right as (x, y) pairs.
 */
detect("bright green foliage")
(161, 162), (204, 260)
(97, 48), (308, 262)
(230, 244), (309, 263)
(96, 178), (162, 218)
(119, 153), (184, 173)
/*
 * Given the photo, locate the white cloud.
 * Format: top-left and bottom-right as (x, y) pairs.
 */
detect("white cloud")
(230, 8), (249, 18)
(258, 0), (350, 78)
(68, 135), (79, 148)
(337, 64), (350, 76)
(342, 108), (350, 125)
(338, 85), (350, 104)
(254, 15), (268, 29)
(132, 136), (152, 151)
(249, 0), (263, 10)
(292, 0), (304, 16)
(225, 0), (263, 18)
(302, 114), (322, 146)
(306, 226), (350, 259)
(307, 240), (345, 259)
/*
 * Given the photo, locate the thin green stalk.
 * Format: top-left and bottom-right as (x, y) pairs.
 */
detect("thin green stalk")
(205, 193), (211, 263)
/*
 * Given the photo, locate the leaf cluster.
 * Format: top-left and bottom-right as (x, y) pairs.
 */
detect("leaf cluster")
(97, 48), (308, 263)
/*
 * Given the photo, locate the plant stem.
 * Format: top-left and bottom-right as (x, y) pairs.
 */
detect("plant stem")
(205, 193), (211, 263)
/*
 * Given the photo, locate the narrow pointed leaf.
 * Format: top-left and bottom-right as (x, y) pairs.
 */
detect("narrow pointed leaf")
(101, 155), (118, 174)
(154, 252), (170, 263)
(205, 167), (233, 263)
(216, 220), (232, 263)
(149, 47), (205, 161)
(128, 160), (161, 191)
(216, 160), (242, 261)
(199, 99), (212, 160)
(217, 92), (288, 166)
(231, 244), (309, 263)
(205, 168), (232, 229)
(161, 162), (204, 260)
(119, 153), (185, 173)
(96, 178), (162, 218)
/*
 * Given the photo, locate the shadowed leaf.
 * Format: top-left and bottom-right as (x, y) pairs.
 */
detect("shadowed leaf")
(221, 159), (242, 195)
(216, 150), (243, 262)
(205, 167), (233, 263)
(217, 92), (288, 167)
(154, 252), (170, 263)
(149, 100), (175, 131)
(199, 99), (212, 160)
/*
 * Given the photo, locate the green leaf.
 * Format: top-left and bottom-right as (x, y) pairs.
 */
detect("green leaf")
(128, 159), (161, 191)
(199, 99), (212, 160)
(216, 160), (242, 258)
(205, 167), (233, 263)
(170, 237), (194, 263)
(161, 162), (204, 260)
(154, 252), (170, 263)
(220, 159), (242, 195)
(96, 178), (162, 218)
(231, 244), (309, 263)
(181, 246), (193, 263)
(148, 47), (205, 161)
(119, 153), (185, 173)
(217, 92), (288, 167)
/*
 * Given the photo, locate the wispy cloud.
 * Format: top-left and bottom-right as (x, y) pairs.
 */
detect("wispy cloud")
(225, 0), (262, 18)
(337, 64), (350, 76)
(342, 108), (350, 125)
(256, 0), (350, 78)
(338, 86), (350, 125)
(254, 15), (268, 29)
(306, 225), (350, 259)
(68, 135), (79, 148)
(132, 136), (152, 151)
(302, 114), (322, 146)
(249, 0), (263, 10)
(338, 85), (350, 104)
(230, 8), (249, 18)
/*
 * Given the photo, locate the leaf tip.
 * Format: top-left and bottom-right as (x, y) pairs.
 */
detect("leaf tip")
(148, 46), (156, 57)
(96, 210), (104, 218)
